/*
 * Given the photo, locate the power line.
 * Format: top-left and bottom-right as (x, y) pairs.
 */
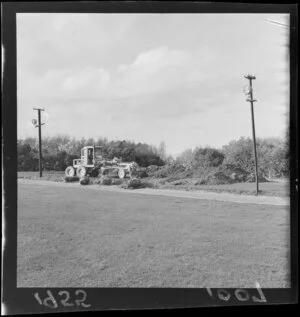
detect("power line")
(264, 19), (289, 28)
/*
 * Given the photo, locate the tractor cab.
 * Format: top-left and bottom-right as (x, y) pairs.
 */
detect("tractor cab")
(72, 145), (104, 170)
(81, 146), (94, 166)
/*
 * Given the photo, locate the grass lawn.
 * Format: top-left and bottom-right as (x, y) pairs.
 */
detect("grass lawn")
(17, 182), (290, 288)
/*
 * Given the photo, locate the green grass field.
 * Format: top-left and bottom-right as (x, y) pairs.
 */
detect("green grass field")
(17, 181), (290, 288)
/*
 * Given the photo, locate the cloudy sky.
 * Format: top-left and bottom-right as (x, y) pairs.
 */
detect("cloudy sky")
(17, 13), (289, 156)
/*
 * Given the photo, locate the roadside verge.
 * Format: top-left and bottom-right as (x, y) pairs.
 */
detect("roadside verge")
(18, 179), (289, 206)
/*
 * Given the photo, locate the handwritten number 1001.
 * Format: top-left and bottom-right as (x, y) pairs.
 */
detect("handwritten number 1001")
(34, 290), (91, 308)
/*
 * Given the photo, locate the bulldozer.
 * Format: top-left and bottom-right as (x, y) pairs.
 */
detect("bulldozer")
(65, 145), (138, 179)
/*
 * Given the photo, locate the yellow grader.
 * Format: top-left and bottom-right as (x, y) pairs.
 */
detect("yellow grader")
(65, 146), (138, 179)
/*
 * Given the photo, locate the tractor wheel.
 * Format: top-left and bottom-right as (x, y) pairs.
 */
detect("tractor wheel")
(76, 166), (87, 178)
(65, 166), (75, 177)
(118, 168), (125, 179)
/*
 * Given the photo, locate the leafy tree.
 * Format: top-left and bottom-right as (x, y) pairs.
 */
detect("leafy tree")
(193, 147), (225, 168)
(121, 147), (136, 162)
(222, 137), (254, 172)
(222, 137), (289, 178)
(176, 149), (194, 168)
(157, 141), (167, 160)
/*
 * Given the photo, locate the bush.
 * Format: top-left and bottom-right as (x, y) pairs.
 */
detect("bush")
(193, 147), (225, 168)
(101, 177), (113, 185)
(79, 176), (90, 185)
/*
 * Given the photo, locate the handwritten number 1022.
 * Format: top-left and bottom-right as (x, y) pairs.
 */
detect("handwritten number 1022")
(34, 290), (91, 308)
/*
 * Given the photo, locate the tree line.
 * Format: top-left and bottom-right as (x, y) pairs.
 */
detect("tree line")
(18, 135), (289, 178)
(176, 136), (289, 178)
(17, 135), (166, 171)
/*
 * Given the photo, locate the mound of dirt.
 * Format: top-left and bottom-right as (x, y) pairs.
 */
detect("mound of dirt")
(127, 178), (142, 189)
(148, 162), (268, 186)
(146, 165), (160, 173)
(201, 165), (249, 185)
(111, 178), (124, 185)
(203, 171), (235, 185)
(216, 164), (250, 182)
(170, 179), (189, 186)
(79, 176), (90, 185)
(151, 163), (187, 178)
(64, 176), (79, 182)
(101, 177), (113, 185)
(197, 164), (268, 185)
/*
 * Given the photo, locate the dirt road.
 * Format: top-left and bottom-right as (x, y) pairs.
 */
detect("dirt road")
(18, 179), (289, 206)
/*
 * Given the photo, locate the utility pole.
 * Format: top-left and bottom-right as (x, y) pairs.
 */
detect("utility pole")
(244, 74), (259, 195)
(33, 107), (45, 177)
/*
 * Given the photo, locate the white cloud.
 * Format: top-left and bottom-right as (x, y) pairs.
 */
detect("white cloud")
(113, 46), (214, 99)
(62, 68), (111, 92)
(128, 46), (189, 71)
(20, 46), (209, 103)
(17, 14), (289, 155)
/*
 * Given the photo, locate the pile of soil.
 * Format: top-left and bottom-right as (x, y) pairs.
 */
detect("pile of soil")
(101, 177), (113, 185)
(64, 176), (79, 182)
(216, 164), (250, 182)
(146, 162), (268, 186)
(79, 176), (90, 185)
(201, 171), (235, 185)
(146, 165), (161, 174)
(196, 164), (268, 185)
(150, 163), (187, 179)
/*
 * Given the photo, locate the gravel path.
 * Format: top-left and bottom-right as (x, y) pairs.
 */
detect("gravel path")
(18, 179), (289, 206)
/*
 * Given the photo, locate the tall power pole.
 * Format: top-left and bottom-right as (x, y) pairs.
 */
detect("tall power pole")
(244, 74), (259, 195)
(33, 107), (45, 177)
